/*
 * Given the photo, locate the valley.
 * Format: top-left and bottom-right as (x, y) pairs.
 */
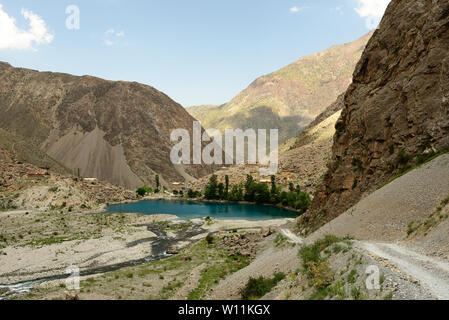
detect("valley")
(1, 0), (449, 302)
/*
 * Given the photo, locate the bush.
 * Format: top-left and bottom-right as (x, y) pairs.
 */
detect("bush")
(299, 235), (343, 269)
(136, 186), (153, 197)
(188, 189), (202, 198)
(240, 273), (285, 300)
(396, 149), (411, 166)
(205, 233), (215, 245)
(306, 261), (334, 289)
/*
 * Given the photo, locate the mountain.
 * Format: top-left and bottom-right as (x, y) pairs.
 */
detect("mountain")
(188, 32), (373, 143)
(279, 94), (344, 193)
(188, 95), (344, 195)
(0, 62), (213, 189)
(298, 0), (449, 234)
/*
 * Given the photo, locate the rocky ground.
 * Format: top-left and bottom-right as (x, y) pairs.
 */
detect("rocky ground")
(0, 147), (136, 213)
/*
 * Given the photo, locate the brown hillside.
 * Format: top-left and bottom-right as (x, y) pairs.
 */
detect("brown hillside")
(189, 33), (372, 143)
(0, 62), (214, 189)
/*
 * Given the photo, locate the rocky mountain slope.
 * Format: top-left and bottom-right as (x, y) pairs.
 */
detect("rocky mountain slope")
(299, 0), (449, 232)
(0, 62), (214, 189)
(189, 33), (372, 143)
(188, 95), (344, 195)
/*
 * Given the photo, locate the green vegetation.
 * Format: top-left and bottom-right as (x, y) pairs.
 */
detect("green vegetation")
(25, 236), (71, 248)
(187, 189), (202, 198)
(240, 273), (286, 300)
(274, 233), (292, 248)
(379, 148), (449, 189)
(136, 186), (153, 197)
(347, 270), (358, 284)
(155, 175), (160, 193)
(202, 174), (311, 214)
(407, 194), (449, 237)
(298, 236), (360, 299)
(188, 251), (250, 300)
(205, 233), (215, 244)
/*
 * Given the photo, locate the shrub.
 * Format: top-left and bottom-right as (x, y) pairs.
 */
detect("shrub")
(298, 235), (343, 269)
(306, 261), (334, 289)
(396, 149), (411, 166)
(240, 273), (285, 300)
(205, 233), (215, 245)
(136, 186), (153, 197)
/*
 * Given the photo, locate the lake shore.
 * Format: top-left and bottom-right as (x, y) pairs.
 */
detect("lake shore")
(0, 206), (293, 297)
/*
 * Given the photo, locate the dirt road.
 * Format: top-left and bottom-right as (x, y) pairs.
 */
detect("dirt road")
(358, 242), (449, 300)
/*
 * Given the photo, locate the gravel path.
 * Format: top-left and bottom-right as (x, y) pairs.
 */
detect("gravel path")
(358, 242), (449, 300)
(280, 229), (303, 244)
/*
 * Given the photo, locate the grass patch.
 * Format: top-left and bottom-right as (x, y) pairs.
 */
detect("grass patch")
(188, 247), (250, 300)
(347, 270), (358, 284)
(407, 194), (449, 236)
(24, 236), (70, 247)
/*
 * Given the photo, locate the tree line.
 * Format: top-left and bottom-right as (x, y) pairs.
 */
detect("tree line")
(202, 174), (311, 213)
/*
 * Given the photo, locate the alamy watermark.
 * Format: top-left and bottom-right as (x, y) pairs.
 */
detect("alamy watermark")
(65, 265), (80, 291)
(365, 265), (381, 290)
(170, 122), (279, 175)
(65, 5), (80, 30)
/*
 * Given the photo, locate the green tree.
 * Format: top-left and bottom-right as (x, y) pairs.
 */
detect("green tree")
(225, 175), (230, 200)
(270, 175), (277, 195)
(204, 175), (219, 200)
(136, 186), (153, 197)
(218, 183), (225, 200)
(289, 182), (295, 192)
(155, 175), (160, 193)
(244, 175), (256, 202)
(254, 183), (270, 204)
(229, 184), (244, 202)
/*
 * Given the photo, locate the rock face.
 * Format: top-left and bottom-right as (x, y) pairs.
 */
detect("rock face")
(0, 63), (214, 189)
(299, 0), (449, 233)
(189, 33), (372, 143)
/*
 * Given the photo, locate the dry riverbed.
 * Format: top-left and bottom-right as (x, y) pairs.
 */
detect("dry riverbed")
(0, 208), (293, 300)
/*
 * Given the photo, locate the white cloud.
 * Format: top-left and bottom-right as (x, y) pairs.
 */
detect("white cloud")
(290, 6), (307, 13)
(335, 6), (344, 15)
(0, 5), (53, 51)
(355, 0), (391, 29)
(290, 7), (299, 13)
(103, 29), (125, 46)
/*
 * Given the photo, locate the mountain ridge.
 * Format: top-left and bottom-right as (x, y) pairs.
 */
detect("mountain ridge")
(0, 62), (214, 189)
(189, 32), (373, 143)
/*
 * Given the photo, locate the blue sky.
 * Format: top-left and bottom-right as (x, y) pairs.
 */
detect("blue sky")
(0, 0), (390, 107)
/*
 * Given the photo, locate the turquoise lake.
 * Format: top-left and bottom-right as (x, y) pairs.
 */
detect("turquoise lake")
(105, 200), (297, 221)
